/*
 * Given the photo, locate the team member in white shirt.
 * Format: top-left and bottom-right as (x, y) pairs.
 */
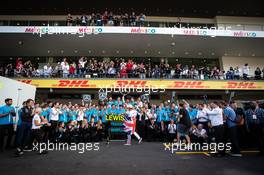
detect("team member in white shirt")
(77, 106), (85, 126)
(31, 107), (48, 154)
(192, 124), (208, 143)
(197, 104), (209, 130)
(49, 102), (62, 141)
(168, 119), (177, 142)
(206, 101), (225, 156)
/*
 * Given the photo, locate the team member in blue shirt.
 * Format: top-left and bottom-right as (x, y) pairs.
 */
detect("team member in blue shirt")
(59, 105), (68, 123)
(221, 101), (241, 156)
(188, 105), (198, 125)
(164, 105), (171, 123)
(118, 105), (126, 115)
(156, 106), (166, 123)
(92, 106), (100, 123)
(114, 97), (123, 107)
(0, 98), (16, 152)
(107, 97), (114, 107)
(85, 106), (92, 122)
(99, 106), (107, 123)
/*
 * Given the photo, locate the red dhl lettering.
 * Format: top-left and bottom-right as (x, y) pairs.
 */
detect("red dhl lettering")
(56, 80), (90, 88)
(115, 80), (147, 88)
(19, 80), (32, 84)
(226, 82), (257, 89)
(171, 81), (205, 89)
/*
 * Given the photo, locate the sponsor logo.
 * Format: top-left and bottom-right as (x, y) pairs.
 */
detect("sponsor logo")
(131, 27), (156, 34)
(233, 31), (257, 37)
(169, 81), (208, 89)
(18, 79), (33, 84)
(224, 82), (257, 89)
(53, 80), (96, 88)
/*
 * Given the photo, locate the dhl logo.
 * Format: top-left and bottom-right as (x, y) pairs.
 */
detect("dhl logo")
(224, 82), (257, 89)
(53, 80), (96, 88)
(18, 79), (39, 87)
(115, 80), (148, 88)
(19, 80), (32, 84)
(170, 81), (207, 89)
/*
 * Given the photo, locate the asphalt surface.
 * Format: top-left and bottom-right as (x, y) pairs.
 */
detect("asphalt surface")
(0, 141), (264, 175)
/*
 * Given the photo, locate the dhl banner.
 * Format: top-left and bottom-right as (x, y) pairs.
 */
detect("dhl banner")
(17, 79), (264, 90)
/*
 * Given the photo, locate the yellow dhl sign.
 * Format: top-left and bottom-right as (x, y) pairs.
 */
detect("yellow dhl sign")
(16, 79), (264, 90)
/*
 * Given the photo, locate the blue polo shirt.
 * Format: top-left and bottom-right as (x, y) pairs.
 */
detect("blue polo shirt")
(41, 109), (50, 121)
(118, 108), (126, 115)
(68, 110), (77, 121)
(109, 108), (118, 115)
(114, 101), (123, 107)
(164, 107), (171, 121)
(92, 109), (99, 122)
(107, 101), (114, 106)
(85, 109), (92, 122)
(99, 109), (107, 123)
(0, 105), (16, 125)
(59, 110), (68, 123)
(156, 108), (166, 122)
(188, 108), (198, 123)
(224, 106), (237, 128)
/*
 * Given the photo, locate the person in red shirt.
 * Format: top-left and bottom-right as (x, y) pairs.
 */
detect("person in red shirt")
(69, 64), (75, 78)
(120, 67), (127, 78)
(126, 59), (133, 78)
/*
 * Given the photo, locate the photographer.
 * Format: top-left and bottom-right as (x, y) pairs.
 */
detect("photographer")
(0, 98), (16, 152)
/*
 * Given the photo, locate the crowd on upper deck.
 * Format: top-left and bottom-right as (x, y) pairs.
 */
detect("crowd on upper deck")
(0, 57), (264, 80)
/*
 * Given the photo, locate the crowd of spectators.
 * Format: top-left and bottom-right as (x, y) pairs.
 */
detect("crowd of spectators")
(0, 57), (264, 80)
(66, 11), (146, 27)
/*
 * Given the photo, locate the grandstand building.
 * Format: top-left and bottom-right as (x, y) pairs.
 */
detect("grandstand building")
(0, 1), (264, 104)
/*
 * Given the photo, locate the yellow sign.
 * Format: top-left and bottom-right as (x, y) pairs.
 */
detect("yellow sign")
(16, 79), (264, 90)
(106, 115), (125, 121)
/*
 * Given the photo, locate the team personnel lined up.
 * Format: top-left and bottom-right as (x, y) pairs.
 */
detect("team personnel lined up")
(0, 97), (264, 157)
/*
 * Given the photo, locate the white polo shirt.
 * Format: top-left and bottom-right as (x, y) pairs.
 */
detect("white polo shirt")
(197, 108), (208, 122)
(50, 107), (60, 121)
(77, 110), (84, 121)
(32, 114), (41, 129)
(168, 124), (177, 134)
(206, 107), (223, 127)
